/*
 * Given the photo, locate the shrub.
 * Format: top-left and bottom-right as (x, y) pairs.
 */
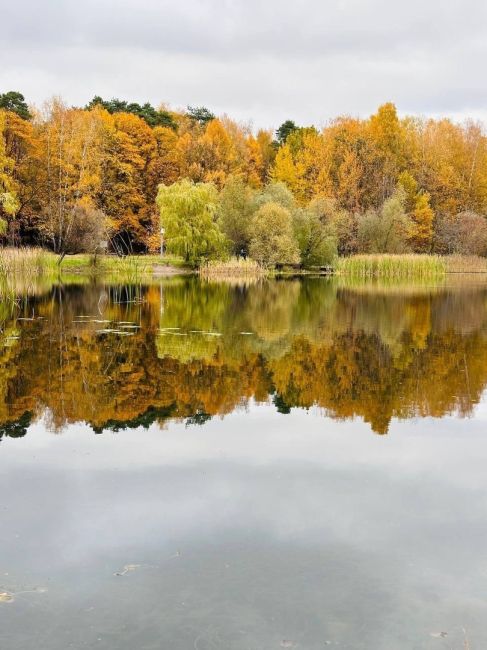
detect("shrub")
(293, 207), (337, 267)
(249, 202), (300, 268)
(62, 205), (107, 255)
(435, 211), (487, 256)
(357, 188), (411, 254)
(217, 176), (255, 256)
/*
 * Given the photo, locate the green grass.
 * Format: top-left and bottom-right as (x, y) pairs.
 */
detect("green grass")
(336, 254), (447, 278)
(56, 253), (188, 275)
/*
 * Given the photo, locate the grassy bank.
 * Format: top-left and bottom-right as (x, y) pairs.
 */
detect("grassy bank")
(1, 249), (487, 301)
(0, 248), (190, 300)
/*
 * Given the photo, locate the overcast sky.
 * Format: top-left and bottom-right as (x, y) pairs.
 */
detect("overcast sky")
(1, 0), (487, 130)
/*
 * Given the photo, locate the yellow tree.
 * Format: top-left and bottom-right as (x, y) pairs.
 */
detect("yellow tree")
(199, 118), (239, 186)
(3, 110), (42, 241)
(32, 100), (106, 252)
(272, 143), (301, 196)
(256, 129), (275, 179)
(243, 134), (265, 188)
(97, 110), (158, 251)
(321, 117), (375, 211)
(0, 111), (19, 230)
(368, 102), (405, 201)
(398, 170), (434, 251)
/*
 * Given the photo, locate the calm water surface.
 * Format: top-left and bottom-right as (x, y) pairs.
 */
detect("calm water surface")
(1, 276), (487, 649)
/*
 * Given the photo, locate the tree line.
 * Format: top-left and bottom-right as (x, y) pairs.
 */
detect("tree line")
(2, 91), (487, 265)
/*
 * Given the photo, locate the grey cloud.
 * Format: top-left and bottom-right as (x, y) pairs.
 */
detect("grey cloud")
(3, 0), (487, 57)
(1, 0), (487, 127)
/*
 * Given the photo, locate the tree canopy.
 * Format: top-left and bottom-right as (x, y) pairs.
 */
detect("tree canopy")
(1, 94), (487, 262)
(86, 96), (176, 129)
(0, 92), (31, 120)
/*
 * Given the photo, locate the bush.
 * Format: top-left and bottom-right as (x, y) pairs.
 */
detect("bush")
(217, 176), (255, 256)
(62, 205), (107, 255)
(249, 202), (300, 268)
(435, 211), (487, 256)
(357, 188), (411, 253)
(293, 207), (337, 267)
(252, 181), (296, 212)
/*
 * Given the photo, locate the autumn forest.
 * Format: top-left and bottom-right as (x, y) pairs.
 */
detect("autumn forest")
(2, 91), (487, 266)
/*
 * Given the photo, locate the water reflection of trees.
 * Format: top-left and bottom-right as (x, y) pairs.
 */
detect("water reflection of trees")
(1, 277), (487, 438)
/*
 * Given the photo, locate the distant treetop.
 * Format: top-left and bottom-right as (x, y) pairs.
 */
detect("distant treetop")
(86, 96), (177, 129)
(186, 106), (216, 126)
(276, 120), (298, 145)
(0, 91), (31, 120)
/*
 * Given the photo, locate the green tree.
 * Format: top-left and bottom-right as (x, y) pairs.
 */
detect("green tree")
(252, 180), (296, 212)
(249, 202), (300, 267)
(0, 92), (31, 120)
(156, 179), (226, 266)
(217, 176), (255, 255)
(293, 207), (337, 268)
(86, 96), (176, 129)
(186, 106), (216, 126)
(357, 187), (410, 253)
(276, 120), (298, 146)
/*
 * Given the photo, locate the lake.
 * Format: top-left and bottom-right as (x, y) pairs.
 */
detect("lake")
(1, 276), (487, 649)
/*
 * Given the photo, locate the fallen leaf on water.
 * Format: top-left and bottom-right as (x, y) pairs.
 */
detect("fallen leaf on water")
(0, 592), (14, 603)
(430, 631), (448, 638)
(114, 564), (140, 577)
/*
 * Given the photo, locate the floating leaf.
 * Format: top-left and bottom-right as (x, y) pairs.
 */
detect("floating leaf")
(0, 592), (14, 603)
(114, 564), (140, 577)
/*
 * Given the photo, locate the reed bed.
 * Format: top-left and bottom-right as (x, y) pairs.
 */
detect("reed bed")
(199, 257), (266, 279)
(445, 254), (487, 273)
(336, 254), (447, 278)
(104, 255), (150, 284)
(0, 247), (53, 299)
